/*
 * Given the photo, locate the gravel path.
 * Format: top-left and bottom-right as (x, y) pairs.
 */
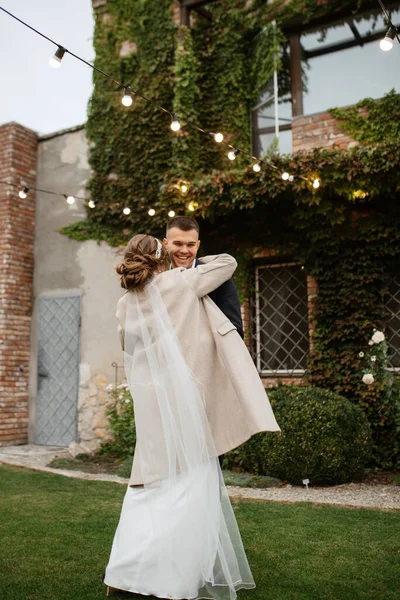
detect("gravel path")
(1, 445), (399, 510)
(227, 482), (400, 510)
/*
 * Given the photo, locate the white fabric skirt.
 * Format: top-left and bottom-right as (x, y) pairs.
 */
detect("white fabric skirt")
(104, 464), (255, 599)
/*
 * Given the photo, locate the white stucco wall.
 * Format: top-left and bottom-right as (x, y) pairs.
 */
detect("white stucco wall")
(29, 125), (124, 450)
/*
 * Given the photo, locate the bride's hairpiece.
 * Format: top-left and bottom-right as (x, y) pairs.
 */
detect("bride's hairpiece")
(155, 238), (162, 259)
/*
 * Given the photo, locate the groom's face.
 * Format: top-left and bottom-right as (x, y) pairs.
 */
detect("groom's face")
(163, 227), (200, 269)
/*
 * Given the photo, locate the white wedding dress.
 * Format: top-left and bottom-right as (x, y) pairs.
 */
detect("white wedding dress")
(104, 279), (255, 599)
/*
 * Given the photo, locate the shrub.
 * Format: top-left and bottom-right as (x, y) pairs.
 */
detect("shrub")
(224, 385), (372, 485)
(98, 384), (136, 459)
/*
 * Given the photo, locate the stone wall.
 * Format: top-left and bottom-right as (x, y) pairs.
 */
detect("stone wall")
(0, 123), (37, 446)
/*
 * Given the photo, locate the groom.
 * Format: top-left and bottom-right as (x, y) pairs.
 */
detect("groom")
(163, 216), (244, 339)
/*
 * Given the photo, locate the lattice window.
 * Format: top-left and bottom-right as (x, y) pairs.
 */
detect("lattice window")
(385, 273), (400, 370)
(252, 263), (309, 375)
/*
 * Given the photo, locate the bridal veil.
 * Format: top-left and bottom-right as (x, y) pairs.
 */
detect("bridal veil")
(112, 275), (255, 600)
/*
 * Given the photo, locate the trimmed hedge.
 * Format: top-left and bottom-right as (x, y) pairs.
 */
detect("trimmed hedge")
(224, 386), (372, 485)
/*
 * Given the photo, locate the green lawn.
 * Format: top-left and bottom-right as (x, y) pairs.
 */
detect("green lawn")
(0, 465), (398, 600)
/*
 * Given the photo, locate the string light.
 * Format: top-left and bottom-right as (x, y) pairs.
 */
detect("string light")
(121, 86), (133, 107)
(228, 149), (241, 161)
(123, 207), (131, 215)
(88, 200), (96, 208)
(188, 201), (198, 212)
(380, 26), (397, 51)
(0, 7), (330, 213)
(377, 1), (400, 50)
(313, 178), (320, 189)
(148, 208), (155, 216)
(168, 210), (175, 218)
(212, 132), (224, 143)
(49, 46), (66, 68)
(353, 190), (368, 199)
(1, 180), (90, 204)
(170, 114), (181, 132)
(19, 186), (29, 199)
(180, 184), (188, 194)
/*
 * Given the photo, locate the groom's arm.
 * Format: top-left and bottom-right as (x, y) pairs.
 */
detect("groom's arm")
(208, 279), (244, 339)
(196, 259), (244, 339)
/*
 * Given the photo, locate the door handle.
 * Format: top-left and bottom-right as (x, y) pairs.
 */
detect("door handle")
(38, 372), (48, 378)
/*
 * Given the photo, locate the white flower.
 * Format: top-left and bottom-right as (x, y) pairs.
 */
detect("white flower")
(371, 331), (385, 344)
(358, 352), (364, 358)
(368, 340), (374, 346)
(106, 383), (113, 391)
(117, 383), (129, 389)
(362, 373), (375, 385)
(125, 398), (130, 404)
(371, 356), (377, 362)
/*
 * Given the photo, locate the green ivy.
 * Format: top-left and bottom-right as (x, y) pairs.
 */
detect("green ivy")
(62, 0), (400, 467)
(329, 90), (400, 144)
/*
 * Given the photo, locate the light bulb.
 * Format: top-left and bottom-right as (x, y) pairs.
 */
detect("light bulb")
(88, 200), (95, 209)
(288, 175), (294, 182)
(380, 37), (393, 51)
(168, 210), (175, 218)
(19, 186), (29, 199)
(380, 27), (396, 51)
(170, 114), (181, 132)
(148, 208), (155, 216)
(214, 132), (224, 143)
(49, 46), (66, 68)
(253, 163), (261, 172)
(313, 179), (320, 189)
(122, 87), (133, 107)
(180, 184), (188, 194)
(228, 149), (241, 161)
(123, 207), (131, 215)
(187, 201), (198, 212)
(66, 195), (75, 204)
(281, 172), (290, 181)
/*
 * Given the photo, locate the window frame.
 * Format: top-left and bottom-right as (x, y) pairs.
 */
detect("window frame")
(283, 2), (400, 117)
(253, 261), (310, 377)
(251, 2), (400, 151)
(385, 271), (400, 372)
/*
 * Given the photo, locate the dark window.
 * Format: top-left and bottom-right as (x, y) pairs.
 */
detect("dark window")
(252, 263), (309, 375)
(386, 272), (400, 369)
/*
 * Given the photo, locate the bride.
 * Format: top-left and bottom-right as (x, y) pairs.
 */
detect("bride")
(104, 234), (279, 599)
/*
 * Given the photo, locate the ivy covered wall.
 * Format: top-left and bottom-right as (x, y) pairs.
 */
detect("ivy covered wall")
(61, 0), (400, 466)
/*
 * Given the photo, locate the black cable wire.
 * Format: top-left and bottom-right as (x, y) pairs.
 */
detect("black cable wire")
(377, 0), (400, 43)
(0, 5), (274, 166)
(0, 180), (89, 201)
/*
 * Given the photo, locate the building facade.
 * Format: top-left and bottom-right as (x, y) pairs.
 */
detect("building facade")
(1, 0), (399, 448)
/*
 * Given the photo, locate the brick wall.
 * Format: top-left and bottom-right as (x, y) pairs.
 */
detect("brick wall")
(292, 110), (360, 153)
(0, 123), (37, 446)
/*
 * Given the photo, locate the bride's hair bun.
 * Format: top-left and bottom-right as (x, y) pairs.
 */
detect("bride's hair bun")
(116, 234), (169, 290)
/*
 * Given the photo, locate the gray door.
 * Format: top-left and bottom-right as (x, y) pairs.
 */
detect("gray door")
(35, 294), (81, 446)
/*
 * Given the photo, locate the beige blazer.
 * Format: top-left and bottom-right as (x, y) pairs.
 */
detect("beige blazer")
(116, 255), (280, 486)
